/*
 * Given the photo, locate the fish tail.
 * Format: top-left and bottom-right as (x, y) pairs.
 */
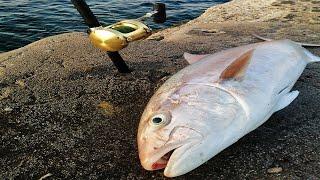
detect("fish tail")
(303, 49), (320, 63)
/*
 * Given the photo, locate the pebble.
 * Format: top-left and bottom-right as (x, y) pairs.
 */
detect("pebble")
(0, 67), (5, 77)
(15, 79), (26, 88)
(201, 28), (224, 33)
(267, 167), (283, 174)
(148, 35), (164, 41)
(4, 107), (13, 112)
(97, 101), (117, 116)
(0, 87), (12, 100)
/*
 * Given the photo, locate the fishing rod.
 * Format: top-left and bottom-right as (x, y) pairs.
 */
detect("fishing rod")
(71, 0), (166, 73)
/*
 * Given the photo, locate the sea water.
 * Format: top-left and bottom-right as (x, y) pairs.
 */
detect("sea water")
(0, 0), (228, 52)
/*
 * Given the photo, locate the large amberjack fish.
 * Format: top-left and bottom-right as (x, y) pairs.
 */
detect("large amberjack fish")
(137, 39), (320, 177)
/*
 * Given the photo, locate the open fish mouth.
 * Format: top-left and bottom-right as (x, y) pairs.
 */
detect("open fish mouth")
(151, 149), (174, 170)
(139, 126), (204, 172)
(149, 142), (199, 177)
(150, 141), (197, 171)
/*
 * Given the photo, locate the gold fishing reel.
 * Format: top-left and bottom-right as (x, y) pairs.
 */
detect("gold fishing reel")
(72, 0), (166, 73)
(88, 20), (152, 52)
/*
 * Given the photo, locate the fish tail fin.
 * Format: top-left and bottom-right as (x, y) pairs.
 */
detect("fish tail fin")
(303, 49), (320, 63)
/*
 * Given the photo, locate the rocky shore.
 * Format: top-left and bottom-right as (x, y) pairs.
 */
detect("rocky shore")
(1, 0), (319, 179)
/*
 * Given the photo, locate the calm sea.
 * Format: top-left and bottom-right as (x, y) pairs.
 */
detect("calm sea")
(0, 0), (228, 53)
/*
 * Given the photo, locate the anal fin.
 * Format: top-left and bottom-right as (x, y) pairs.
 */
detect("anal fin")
(274, 91), (299, 112)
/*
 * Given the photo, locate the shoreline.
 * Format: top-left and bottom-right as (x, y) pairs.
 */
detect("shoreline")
(1, 0), (320, 179)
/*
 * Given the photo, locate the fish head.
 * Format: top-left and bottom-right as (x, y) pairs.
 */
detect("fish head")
(137, 81), (245, 177)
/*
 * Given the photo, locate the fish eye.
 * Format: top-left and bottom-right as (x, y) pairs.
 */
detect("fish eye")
(150, 113), (169, 126)
(152, 117), (163, 124)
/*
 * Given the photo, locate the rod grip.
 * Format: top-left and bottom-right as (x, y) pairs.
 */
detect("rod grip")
(71, 0), (101, 28)
(107, 52), (131, 73)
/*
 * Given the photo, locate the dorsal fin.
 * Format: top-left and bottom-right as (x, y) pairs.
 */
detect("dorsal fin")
(183, 52), (208, 64)
(219, 49), (254, 81)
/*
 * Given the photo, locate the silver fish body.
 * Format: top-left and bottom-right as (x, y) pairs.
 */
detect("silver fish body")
(137, 40), (320, 177)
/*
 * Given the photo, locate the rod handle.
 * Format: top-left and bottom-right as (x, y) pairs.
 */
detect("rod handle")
(107, 52), (131, 73)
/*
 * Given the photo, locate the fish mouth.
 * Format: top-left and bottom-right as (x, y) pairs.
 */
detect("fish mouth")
(141, 141), (189, 171)
(151, 149), (175, 170)
(139, 126), (204, 173)
(149, 140), (200, 172)
(139, 142), (187, 171)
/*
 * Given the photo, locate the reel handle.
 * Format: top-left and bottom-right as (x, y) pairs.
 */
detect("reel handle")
(153, 3), (166, 23)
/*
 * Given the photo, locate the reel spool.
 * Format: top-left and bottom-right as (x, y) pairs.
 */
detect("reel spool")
(71, 0), (166, 73)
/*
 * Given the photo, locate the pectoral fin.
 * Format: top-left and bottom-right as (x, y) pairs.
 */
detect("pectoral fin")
(219, 49), (254, 81)
(183, 52), (209, 64)
(274, 91), (299, 112)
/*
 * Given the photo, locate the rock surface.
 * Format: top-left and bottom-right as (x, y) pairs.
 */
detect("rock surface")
(0, 0), (319, 179)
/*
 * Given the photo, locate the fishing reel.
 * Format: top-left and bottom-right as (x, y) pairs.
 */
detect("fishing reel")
(72, 0), (166, 73)
(89, 3), (165, 52)
(88, 20), (151, 52)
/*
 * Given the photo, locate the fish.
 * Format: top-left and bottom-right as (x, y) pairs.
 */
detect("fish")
(137, 39), (320, 177)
